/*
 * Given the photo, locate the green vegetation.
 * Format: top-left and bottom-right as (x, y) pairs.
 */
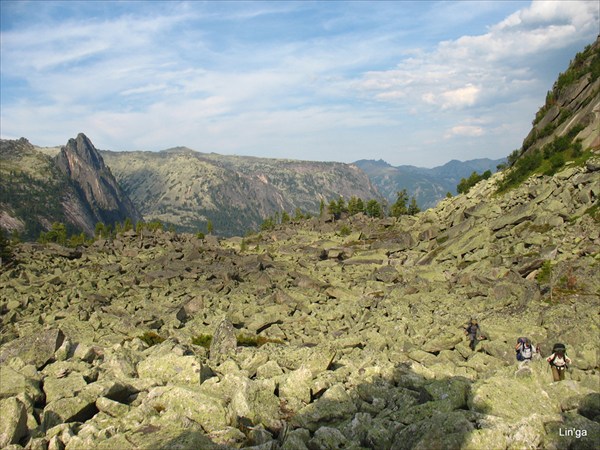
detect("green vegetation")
(536, 261), (553, 284)
(139, 331), (166, 347)
(0, 228), (14, 265)
(457, 170), (492, 194)
(328, 197), (346, 219)
(389, 189), (420, 217)
(38, 222), (67, 245)
(583, 200), (600, 223)
(260, 208), (310, 231)
(191, 334), (213, 348)
(337, 225), (352, 237)
(0, 170), (71, 241)
(190, 333), (284, 349)
(347, 196), (365, 215)
(532, 42), (600, 127)
(365, 199), (384, 218)
(497, 125), (590, 193)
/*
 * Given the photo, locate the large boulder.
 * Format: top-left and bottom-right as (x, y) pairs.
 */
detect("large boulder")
(209, 318), (237, 363)
(0, 329), (65, 369)
(137, 353), (201, 386)
(0, 397), (28, 447)
(0, 365), (44, 403)
(143, 385), (228, 433)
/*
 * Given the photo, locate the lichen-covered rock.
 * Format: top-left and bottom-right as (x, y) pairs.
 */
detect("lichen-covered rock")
(143, 385), (228, 433)
(293, 384), (357, 432)
(0, 397), (28, 447)
(0, 365), (44, 403)
(209, 318), (237, 363)
(43, 373), (88, 404)
(42, 395), (99, 431)
(137, 352), (200, 386)
(0, 329), (65, 369)
(468, 376), (560, 421)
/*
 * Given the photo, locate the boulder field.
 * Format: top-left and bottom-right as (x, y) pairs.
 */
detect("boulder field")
(0, 160), (599, 449)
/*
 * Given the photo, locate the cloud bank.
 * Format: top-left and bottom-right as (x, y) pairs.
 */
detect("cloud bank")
(1, 0), (598, 167)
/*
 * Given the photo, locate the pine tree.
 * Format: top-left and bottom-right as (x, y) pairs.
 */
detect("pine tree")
(365, 199), (383, 218)
(408, 197), (420, 215)
(390, 189), (409, 217)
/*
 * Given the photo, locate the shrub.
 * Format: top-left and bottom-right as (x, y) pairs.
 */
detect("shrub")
(236, 334), (284, 347)
(338, 225), (351, 237)
(457, 170), (492, 194)
(536, 261), (552, 284)
(139, 331), (165, 347)
(191, 334), (213, 348)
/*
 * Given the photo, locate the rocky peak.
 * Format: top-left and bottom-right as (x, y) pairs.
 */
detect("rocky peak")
(55, 133), (141, 229)
(56, 132), (105, 177)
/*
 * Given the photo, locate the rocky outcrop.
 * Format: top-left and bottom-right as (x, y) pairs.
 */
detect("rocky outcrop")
(0, 135), (141, 239)
(520, 37), (600, 159)
(0, 155), (598, 449)
(55, 133), (141, 233)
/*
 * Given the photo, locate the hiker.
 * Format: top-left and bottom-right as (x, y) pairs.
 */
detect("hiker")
(515, 337), (538, 363)
(464, 319), (485, 351)
(546, 343), (571, 381)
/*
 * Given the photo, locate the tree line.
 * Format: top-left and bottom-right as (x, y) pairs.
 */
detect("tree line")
(259, 189), (421, 231)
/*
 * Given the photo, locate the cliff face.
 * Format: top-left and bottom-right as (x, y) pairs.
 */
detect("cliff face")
(520, 36), (600, 159)
(55, 133), (141, 231)
(0, 134), (140, 238)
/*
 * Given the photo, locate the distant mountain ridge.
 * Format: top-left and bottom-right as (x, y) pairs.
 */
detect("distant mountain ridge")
(101, 147), (381, 236)
(354, 157), (505, 209)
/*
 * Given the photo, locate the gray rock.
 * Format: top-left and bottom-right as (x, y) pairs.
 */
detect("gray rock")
(210, 318), (237, 363)
(0, 329), (65, 369)
(0, 397), (28, 448)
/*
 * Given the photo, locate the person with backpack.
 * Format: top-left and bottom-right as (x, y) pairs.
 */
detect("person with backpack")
(515, 337), (538, 362)
(546, 343), (571, 381)
(464, 318), (484, 351)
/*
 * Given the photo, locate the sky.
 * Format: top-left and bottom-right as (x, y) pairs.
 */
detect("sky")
(1, 1), (598, 168)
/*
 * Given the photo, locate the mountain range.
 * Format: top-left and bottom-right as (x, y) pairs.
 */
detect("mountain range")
(1, 37), (598, 240)
(353, 158), (505, 209)
(1, 138), (503, 240)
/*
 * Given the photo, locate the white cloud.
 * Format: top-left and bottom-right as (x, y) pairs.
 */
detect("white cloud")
(440, 84), (480, 109)
(445, 125), (485, 138)
(1, 1), (598, 167)
(358, 0), (598, 111)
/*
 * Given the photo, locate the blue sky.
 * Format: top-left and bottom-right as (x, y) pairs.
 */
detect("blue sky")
(1, 1), (598, 167)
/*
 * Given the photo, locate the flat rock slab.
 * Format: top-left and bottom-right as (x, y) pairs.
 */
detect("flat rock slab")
(0, 329), (65, 369)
